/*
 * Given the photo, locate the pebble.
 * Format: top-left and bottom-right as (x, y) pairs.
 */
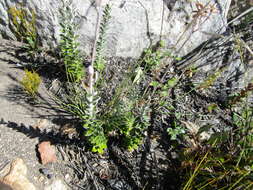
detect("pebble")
(64, 173), (71, 182)
(38, 176), (45, 183)
(39, 168), (54, 179)
(44, 179), (68, 190)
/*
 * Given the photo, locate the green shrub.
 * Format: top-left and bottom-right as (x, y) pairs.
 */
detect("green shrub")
(55, 2), (111, 153)
(59, 0), (84, 83)
(21, 69), (41, 98)
(54, 3), (181, 154)
(8, 5), (40, 60)
(93, 4), (111, 73)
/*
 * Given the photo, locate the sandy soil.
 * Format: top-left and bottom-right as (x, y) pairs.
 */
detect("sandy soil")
(0, 39), (64, 190)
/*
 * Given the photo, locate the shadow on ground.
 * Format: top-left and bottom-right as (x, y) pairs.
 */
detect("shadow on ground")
(0, 116), (180, 190)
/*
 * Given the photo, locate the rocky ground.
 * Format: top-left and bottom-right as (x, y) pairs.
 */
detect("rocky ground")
(0, 2), (252, 189)
(0, 39), (69, 190)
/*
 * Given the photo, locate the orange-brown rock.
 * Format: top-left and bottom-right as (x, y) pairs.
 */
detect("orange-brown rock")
(38, 141), (57, 165)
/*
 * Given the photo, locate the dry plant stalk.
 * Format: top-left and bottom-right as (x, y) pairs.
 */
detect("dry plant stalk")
(175, 1), (219, 52)
(230, 83), (253, 105)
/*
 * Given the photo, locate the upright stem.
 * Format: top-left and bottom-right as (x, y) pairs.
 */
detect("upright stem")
(88, 2), (102, 118)
(87, 65), (95, 118)
(91, 4), (102, 67)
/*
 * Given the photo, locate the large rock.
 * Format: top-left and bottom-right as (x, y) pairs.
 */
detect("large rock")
(176, 20), (253, 104)
(0, 0), (231, 58)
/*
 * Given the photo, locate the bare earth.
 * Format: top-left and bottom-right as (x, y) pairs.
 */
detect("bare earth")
(0, 39), (63, 190)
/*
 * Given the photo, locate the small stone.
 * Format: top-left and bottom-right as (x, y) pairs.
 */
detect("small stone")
(64, 174), (71, 182)
(44, 179), (68, 190)
(47, 174), (53, 179)
(60, 123), (77, 139)
(38, 141), (57, 165)
(0, 158), (36, 190)
(49, 79), (61, 93)
(38, 176), (45, 183)
(33, 119), (48, 129)
(39, 168), (54, 179)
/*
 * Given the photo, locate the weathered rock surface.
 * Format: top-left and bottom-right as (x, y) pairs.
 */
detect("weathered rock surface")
(176, 21), (253, 96)
(0, 158), (36, 190)
(0, 0), (231, 58)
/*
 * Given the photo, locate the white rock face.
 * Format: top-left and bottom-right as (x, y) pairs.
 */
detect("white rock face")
(0, 0), (231, 58)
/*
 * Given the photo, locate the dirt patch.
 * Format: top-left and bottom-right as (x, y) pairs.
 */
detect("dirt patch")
(0, 39), (66, 190)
